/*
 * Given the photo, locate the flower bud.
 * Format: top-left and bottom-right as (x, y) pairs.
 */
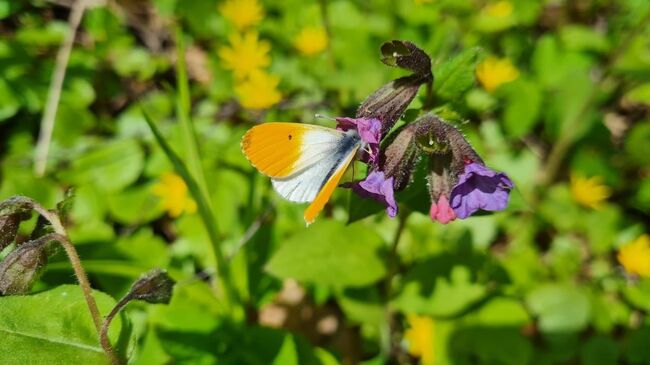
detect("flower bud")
(380, 40), (432, 78)
(356, 75), (428, 134)
(380, 123), (419, 191)
(125, 269), (175, 304)
(0, 197), (34, 251)
(0, 234), (56, 295)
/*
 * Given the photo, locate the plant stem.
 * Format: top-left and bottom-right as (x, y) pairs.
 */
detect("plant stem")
(142, 110), (238, 313)
(381, 213), (409, 360)
(30, 201), (119, 364)
(34, 0), (88, 176)
(538, 12), (650, 186)
(318, 0), (336, 70)
(100, 296), (129, 365)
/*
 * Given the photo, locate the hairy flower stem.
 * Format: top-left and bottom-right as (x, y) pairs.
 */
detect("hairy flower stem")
(381, 212), (409, 361)
(31, 201), (119, 365)
(100, 296), (129, 365)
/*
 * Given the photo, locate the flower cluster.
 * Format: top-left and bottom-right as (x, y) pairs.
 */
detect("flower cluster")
(339, 41), (513, 223)
(219, 0), (281, 110)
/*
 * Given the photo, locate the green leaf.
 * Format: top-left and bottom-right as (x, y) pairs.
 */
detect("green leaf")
(624, 327), (650, 365)
(266, 221), (387, 287)
(393, 259), (488, 317)
(625, 121), (650, 167)
(622, 279), (650, 312)
(434, 48), (480, 100)
(0, 78), (19, 121)
(0, 285), (129, 364)
(502, 78), (542, 138)
(624, 83), (650, 104)
(526, 283), (590, 333)
(59, 139), (144, 193)
(106, 184), (163, 224)
(580, 335), (619, 365)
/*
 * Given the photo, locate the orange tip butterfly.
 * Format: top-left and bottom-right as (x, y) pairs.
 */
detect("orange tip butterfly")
(241, 122), (362, 225)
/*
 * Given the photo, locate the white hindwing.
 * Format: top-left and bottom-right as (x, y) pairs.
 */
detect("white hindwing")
(271, 129), (360, 203)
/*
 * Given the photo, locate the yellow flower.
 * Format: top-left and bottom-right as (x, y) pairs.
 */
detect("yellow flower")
(482, 0), (514, 18)
(476, 56), (519, 92)
(219, 32), (270, 80)
(618, 235), (650, 278)
(219, 0), (264, 31)
(152, 172), (197, 217)
(404, 315), (435, 365)
(235, 70), (282, 109)
(570, 174), (611, 209)
(294, 27), (328, 56)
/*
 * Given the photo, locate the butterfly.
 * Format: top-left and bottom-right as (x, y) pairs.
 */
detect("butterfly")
(241, 122), (363, 225)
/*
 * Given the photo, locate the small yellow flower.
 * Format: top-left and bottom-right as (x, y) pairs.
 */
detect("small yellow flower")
(219, 31), (270, 80)
(570, 174), (612, 209)
(404, 315), (435, 365)
(235, 70), (282, 109)
(152, 172), (197, 217)
(482, 1), (514, 18)
(476, 56), (519, 92)
(618, 235), (650, 278)
(294, 27), (328, 56)
(219, 0), (264, 31)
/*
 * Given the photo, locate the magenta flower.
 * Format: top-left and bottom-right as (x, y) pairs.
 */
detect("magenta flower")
(345, 171), (397, 217)
(336, 117), (382, 164)
(450, 162), (514, 219)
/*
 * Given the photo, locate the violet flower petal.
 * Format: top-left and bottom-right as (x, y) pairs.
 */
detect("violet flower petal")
(450, 163), (513, 219)
(348, 171), (398, 217)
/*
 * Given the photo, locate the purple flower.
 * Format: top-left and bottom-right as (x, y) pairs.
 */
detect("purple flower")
(336, 117), (382, 164)
(449, 162), (514, 219)
(346, 171), (397, 217)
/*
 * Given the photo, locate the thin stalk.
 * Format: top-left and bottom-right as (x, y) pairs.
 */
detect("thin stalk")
(99, 296), (129, 365)
(142, 111), (237, 312)
(538, 12), (650, 186)
(318, 0), (336, 70)
(34, 0), (88, 176)
(30, 201), (119, 364)
(381, 213), (409, 360)
(174, 28), (212, 211)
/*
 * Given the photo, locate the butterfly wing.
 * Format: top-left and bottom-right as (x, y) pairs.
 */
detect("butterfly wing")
(241, 122), (360, 224)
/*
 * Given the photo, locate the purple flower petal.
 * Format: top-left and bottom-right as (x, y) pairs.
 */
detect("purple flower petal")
(450, 162), (513, 219)
(336, 117), (382, 164)
(346, 171), (397, 217)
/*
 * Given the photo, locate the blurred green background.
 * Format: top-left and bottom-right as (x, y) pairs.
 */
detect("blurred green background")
(1, 0), (650, 364)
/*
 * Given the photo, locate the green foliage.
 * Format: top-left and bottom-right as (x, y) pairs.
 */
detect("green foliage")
(0, 0), (649, 364)
(0, 285), (130, 364)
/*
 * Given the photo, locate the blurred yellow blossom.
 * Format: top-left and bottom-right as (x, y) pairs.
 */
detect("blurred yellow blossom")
(482, 0), (514, 17)
(618, 235), (650, 277)
(404, 315), (435, 365)
(219, 0), (264, 31)
(570, 174), (611, 209)
(476, 56), (519, 92)
(294, 27), (328, 56)
(219, 32), (270, 80)
(235, 70), (282, 109)
(152, 172), (197, 217)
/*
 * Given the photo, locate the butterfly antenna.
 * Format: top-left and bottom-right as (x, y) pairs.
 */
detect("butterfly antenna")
(314, 113), (337, 121)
